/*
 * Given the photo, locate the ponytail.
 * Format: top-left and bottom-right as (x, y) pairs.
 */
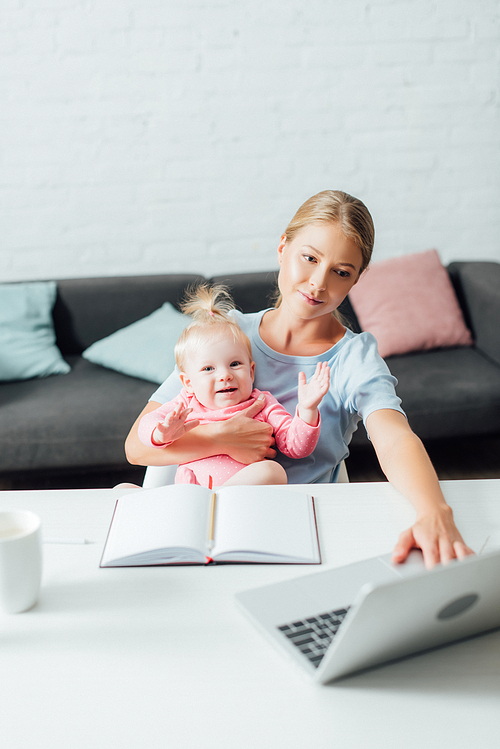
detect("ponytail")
(175, 284), (252, 372)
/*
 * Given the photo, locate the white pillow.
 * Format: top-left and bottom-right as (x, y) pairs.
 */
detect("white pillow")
(82, 303), (189, 383)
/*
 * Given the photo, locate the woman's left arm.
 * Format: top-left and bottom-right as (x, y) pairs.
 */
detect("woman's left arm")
(365, 409), (475, 569)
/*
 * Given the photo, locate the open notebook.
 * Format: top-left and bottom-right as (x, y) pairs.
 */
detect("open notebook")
(100, 484), (321, 567)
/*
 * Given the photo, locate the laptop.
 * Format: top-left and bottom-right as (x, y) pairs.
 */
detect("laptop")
(235, 547), (500, 683)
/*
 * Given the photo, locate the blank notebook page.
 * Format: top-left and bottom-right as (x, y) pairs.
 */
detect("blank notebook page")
(212, 486), (318, 560)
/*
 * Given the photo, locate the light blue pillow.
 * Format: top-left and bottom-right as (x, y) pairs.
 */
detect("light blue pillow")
(0, 281), (71, 382)
(82, 302), (190, 384)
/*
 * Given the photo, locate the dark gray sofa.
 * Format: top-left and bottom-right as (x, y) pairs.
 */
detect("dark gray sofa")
(1, 262), (499, 484)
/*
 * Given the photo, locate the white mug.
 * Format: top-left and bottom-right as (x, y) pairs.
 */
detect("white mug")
(0, 511), (42, 614)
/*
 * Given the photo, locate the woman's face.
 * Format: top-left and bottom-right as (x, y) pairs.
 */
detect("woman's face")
(277, 222), (363, 321)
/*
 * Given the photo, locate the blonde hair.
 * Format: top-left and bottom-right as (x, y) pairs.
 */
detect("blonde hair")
(175, 283), (253, 372)
(274, 190), (375, 316)
(284, 190), (374, 273)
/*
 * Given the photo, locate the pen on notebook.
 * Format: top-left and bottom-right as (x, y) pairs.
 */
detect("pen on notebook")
(43, 537), (89, 545)
(208, 492), (217, 551)
(478, 536), (490, 555)
(208, 474), (216, 551)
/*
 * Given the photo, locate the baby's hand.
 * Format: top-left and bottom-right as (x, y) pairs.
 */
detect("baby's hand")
(152, 406), (200, 446)
(297, 362), (330, 426)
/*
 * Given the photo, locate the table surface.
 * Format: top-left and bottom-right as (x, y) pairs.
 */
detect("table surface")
(1, 479), (499, 749)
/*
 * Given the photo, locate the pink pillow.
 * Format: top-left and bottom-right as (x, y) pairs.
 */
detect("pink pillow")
(348, 249), (473, 358)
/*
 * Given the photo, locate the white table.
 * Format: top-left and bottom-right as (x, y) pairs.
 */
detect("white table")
(1, 480), (500, 749)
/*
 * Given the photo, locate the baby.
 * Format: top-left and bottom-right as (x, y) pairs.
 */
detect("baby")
(138, 284), (330, 487)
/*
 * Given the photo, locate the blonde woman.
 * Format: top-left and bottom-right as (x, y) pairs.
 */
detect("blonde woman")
(126, 190), (474, 569)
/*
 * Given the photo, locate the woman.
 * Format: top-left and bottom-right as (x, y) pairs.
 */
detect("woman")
(125, 190), (474, 569)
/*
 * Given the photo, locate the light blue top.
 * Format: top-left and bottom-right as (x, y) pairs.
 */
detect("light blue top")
(150, 309), (404, 484)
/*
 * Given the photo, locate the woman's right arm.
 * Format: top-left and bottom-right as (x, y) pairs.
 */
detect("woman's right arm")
(125, 397), (277, 467)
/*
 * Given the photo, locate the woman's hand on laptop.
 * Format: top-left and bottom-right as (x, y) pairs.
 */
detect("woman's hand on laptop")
(366, 410), (474, 570)
(392, 508), (475, 570)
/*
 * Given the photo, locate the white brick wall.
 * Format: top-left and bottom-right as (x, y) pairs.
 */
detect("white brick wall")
(1, 0), (499, 282)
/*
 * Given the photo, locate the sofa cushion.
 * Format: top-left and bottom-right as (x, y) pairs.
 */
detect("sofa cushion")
(348, 250), (473, 357)
(82, 302), (189, 384)
(210, 271), (279, 313)
(349, 347), (500, 447)
(0, 357), (158, 471)
(0, 282), (70, 382)
(53, 274), (204, 354)
(388, 347), (500, 439)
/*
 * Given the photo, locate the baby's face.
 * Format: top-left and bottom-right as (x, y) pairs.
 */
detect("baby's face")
(180, 335), (255, 410)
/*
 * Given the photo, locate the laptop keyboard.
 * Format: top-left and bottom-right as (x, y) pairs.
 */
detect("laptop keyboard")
(277, 607), (350, 668)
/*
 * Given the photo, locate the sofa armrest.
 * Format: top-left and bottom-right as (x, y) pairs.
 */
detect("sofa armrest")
(448, 261), (500, 367)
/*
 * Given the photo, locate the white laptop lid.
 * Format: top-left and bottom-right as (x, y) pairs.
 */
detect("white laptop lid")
(236, 549), (500, 684)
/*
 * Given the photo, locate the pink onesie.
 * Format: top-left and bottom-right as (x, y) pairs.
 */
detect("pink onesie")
(138, 388), (321, 487)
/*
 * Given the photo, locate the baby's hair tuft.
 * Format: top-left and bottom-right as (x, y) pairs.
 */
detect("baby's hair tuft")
(175, 283), (253, 373)
(180, 282), (235, 323)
